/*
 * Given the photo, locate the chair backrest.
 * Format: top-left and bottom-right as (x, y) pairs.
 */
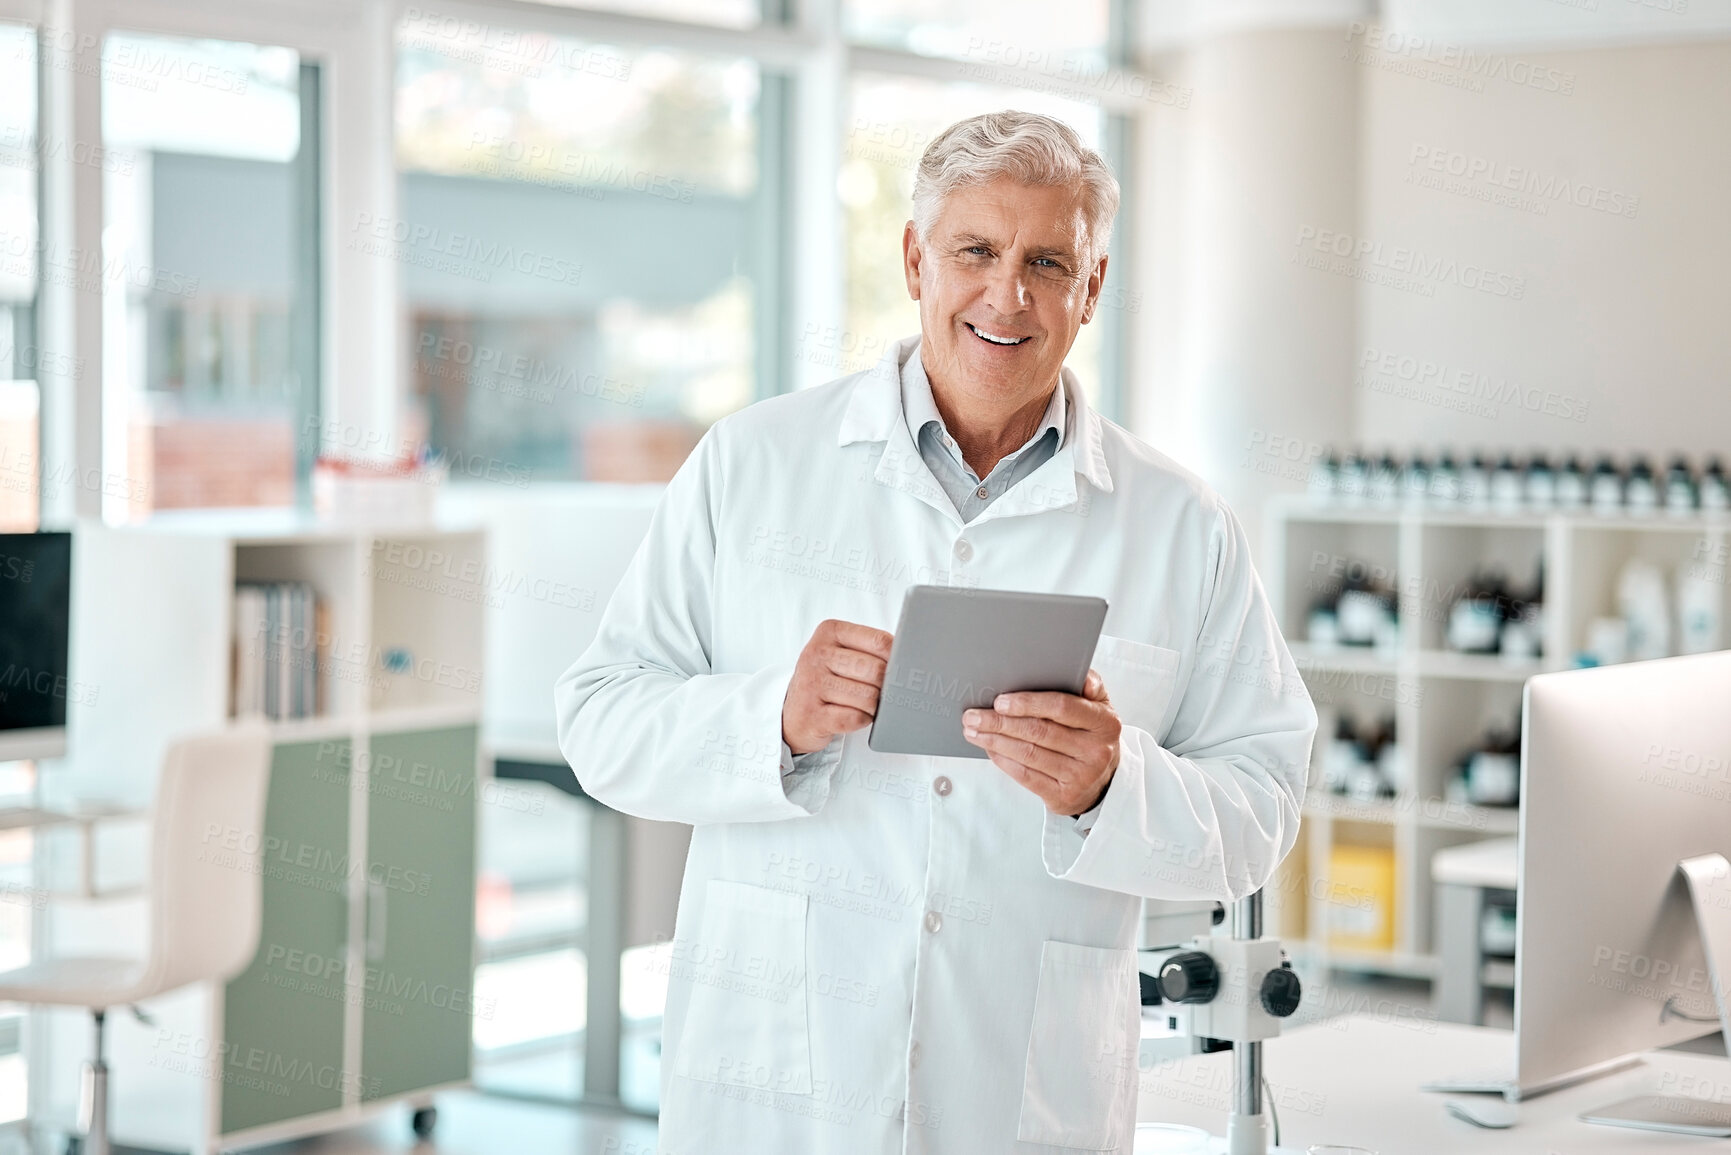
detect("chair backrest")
(137, 723), (274, 996)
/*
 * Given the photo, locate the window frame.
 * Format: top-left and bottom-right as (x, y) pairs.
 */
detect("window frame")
(42, 0), (1153, 518)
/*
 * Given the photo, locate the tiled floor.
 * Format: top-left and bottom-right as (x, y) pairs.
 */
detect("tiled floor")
(248, 1094), (657, 1155)
(9, 970), (1524, 1155)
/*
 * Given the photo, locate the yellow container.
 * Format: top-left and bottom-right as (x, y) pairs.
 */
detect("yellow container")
(1323, 844), (1397, 952)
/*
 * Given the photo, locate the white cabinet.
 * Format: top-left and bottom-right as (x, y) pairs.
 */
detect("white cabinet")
(1264, 497), (1728, 980)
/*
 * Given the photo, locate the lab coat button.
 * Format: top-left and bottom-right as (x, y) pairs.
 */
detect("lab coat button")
(932, 776), (952, 797)
(953, 539), (973, 562)
(975, 485), (989, 500)
(924, 910), (943, 933)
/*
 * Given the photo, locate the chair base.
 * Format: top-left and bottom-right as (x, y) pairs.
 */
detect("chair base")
(74, 1012), (109, 1155)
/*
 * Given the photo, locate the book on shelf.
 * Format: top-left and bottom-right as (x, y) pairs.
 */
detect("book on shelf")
(232, 582), (328, 720)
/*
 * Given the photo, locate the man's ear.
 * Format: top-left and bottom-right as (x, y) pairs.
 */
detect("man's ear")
(1079, 252), (1109, 325)
(902, 220), (923, 302)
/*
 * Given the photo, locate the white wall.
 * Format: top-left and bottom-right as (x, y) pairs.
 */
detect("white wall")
(1354, 36), (1731, 461)
(1135, 22), (1731, 558)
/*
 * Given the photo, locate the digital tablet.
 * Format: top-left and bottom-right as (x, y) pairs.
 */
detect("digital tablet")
(868, 585), (1109, 759)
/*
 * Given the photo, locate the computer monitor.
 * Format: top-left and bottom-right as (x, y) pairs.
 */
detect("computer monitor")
(0, 531), (72, 761)
(1511, 650), (1731, 1120)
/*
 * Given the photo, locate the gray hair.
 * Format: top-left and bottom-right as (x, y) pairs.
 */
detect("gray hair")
(912, 110), (1120, 257)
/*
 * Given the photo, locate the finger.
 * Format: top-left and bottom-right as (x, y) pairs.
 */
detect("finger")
(815, 672), (881, 715)
(990, 690), (1101, 729)
(966, 728), (1087, 779)
(827, 620), (895, 659)
(826, 646), (887, 688)
(966, 711), (1092, 759)
(815, 704), (873, 734)
(1082, 669), (1110, 703)
(987, 751), (1064, 801)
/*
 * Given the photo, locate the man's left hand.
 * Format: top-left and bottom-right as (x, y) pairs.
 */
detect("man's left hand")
(963, 670), (1121, 817)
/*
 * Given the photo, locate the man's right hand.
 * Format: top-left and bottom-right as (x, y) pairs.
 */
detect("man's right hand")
(781, 619), (894, 756)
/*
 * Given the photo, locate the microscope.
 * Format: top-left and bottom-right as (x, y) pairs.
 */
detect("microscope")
(1138, 892), (1303, 1155)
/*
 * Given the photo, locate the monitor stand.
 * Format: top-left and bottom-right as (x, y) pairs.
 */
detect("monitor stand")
(1581, 853), (1731, 1137)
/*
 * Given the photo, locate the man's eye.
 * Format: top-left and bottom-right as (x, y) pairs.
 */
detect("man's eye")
(964, 246), (990, 256)
(1034, 258), (1060, 269)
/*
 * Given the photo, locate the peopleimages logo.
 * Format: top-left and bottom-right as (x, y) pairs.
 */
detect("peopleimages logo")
(1294, 227), (1526, 300)
(1356, 347), (1591, 423)
(1407, 145), (1640, 219)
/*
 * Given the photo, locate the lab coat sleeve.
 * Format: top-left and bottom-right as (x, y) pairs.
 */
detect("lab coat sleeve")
(1042, 504), (1316, 901)
(554, 430), (834, 825)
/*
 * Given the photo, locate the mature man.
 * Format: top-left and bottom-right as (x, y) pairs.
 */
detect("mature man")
(556, 111), (1316, 1153)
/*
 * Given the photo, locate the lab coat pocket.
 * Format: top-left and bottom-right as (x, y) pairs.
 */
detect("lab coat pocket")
(674, 879), (812, 1094)
(1016, 939), (1140, 1150)
(1094, 635), (1182, 742)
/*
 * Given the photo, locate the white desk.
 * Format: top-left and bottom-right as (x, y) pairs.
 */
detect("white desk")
(1138, 1014), (1730, 1153)
(1431, 837), (1519, 1024)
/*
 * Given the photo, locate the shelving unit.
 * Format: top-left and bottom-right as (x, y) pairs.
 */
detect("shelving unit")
(56, 510), (487, 1153)
(1263, 496), (1729, 980)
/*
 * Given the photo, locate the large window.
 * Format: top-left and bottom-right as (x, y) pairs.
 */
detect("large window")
(100, 33), (315, 520)
(396, 25), (777, 483)
(0, 21), (39, 532)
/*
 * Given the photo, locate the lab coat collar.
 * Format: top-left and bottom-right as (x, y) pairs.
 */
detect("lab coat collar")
(838, 335), (1113, 498)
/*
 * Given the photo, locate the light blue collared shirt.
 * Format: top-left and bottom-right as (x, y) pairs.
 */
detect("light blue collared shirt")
(901, 346), (1067, 522)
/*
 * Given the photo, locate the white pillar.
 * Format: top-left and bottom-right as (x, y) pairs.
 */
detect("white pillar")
(1170, 24), (1362, 556)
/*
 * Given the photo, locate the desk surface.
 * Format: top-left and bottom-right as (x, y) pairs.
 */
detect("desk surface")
(1430, 836), (1519, 889)
(1138, 1014), (1730, 1153)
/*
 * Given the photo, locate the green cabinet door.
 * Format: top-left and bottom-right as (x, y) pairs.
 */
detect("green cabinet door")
(360, 725), (478, 1100)
(221, 737), (354, 1133)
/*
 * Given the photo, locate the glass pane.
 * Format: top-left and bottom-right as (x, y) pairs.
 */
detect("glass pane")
(841, 73), (1108, 405)
(396, 27), (767, 482)
(100, 33), (307, 520)
(845, 0), (1110, 68)
(473, 782), (589, 1099)
(0, 22), (39, 532)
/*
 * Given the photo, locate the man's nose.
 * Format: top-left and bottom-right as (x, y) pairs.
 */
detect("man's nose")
(982, 260), (1030, 313)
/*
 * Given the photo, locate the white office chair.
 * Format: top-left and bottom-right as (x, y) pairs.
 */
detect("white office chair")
(0, 724), (272, 1155)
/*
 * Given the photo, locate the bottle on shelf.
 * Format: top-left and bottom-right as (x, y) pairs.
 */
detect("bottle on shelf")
(1677, 562), (1725, 655)
(1339, 451), (1369, 507)
(1366, 712), (1405, 796)
(1664, 455), (1697, 517)
(1308, 449), (1340, 504)
(1369, 453), (1401, 506)
(1321, 712), (1396, 801)
(1401, 454), (1431, 505)
(1556, 454), (1588, 510)
(1445, 569), (1511, 655)
(1524, 452), (1556, 509)
(1430, 452), (1462, 505)
(1700, 456), (1729, 513)
(1460, 452), (1490, 508)
(1590, 454), (1624, 514)
(1625, 455), (1658, 514)
(1446, 715), (1522, 807)
(1490, 454), (1524, 513)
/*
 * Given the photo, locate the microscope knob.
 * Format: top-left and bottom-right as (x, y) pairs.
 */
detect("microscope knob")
(1157, 952), (1220, 1004)
(1260, 965), (1303, 1017)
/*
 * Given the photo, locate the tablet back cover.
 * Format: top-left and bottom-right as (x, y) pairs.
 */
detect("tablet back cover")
(868, 586), (1108, 759)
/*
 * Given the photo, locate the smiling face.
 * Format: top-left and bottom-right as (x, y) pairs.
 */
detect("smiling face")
(903, 177), (1107, 423)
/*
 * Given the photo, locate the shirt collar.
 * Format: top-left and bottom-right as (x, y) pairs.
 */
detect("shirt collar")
(900, 341), (1069, 457)
(839, 334), (1113, 494)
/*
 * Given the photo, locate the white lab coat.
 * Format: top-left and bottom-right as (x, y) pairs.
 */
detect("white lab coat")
(555, 336), (1316, 1154)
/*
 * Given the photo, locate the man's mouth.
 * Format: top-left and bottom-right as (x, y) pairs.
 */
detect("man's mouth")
(965, 322), (1030, 347)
